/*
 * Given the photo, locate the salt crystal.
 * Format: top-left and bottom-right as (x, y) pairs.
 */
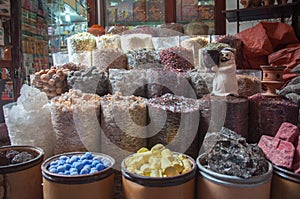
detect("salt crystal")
(5, 85), (55, 158)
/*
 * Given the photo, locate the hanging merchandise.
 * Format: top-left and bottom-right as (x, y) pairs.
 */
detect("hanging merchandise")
(0, 20), (5, 46)
(0, 0), (10, 16)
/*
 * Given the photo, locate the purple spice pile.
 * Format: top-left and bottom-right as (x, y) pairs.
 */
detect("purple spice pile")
(248, 93), (299, 143)
(148, 93), (199, 113)
(159, 46), (194, 72)
(148, 93), (201, 158)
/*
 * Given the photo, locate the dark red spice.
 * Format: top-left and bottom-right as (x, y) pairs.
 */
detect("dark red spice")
(248, 93), (299, 143)
(159, 46), (194, 72)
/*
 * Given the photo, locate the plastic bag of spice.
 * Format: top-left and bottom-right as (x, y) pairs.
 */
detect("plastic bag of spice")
(147, 93), (201, 159)
(146, 68), (194, 99)
(152, 36), (180, 51)
(50, 90), (101, 154)
(69, 51), (92, 67)
(186, 69), (210, 99)
(159, 23), (184, 34)
(159, 46), (194, 72)
(31, 67), (69, 99)
(248, 93), (299, 143)
(92, 49), (128, 71)
(109, 69), (148, 98)
(181, 36), (209, 67)
(67, 66), (109, 96)
(67, 32), (96, 67)
(100, 92), (148, 156)
(120, 33), (153, 52)
(126, 48), (162, 69)
(96, 34), (121, 50)
(100, 92), (148, 199)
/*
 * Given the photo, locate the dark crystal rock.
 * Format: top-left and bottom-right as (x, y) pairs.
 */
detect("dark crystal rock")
(204, 127), (268, 178)
(6, 150), (20, 161)
(11, 152), (33, 164)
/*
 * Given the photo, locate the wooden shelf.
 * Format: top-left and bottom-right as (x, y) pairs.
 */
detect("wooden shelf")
(0, 60), (11, 68)
(222, 2), (298, 22)
(0, 45), (12, 48)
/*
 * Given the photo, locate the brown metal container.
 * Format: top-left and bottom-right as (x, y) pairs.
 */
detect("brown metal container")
(197, 154), (273, 199)
(271, 164), (300, 199)
(42, 152), (115, 199)
(121, 153), (196, 199)
(0, 145), (44, 199)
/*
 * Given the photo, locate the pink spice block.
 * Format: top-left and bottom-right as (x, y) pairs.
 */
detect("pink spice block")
(258, 135), (295, 169)
(275, 122), (299, 144)
(258, 135), (280, 156)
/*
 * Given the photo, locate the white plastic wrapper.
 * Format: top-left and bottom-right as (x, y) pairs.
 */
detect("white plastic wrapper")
(109, 69), (147, 97)
(152, 36), (180, 50)
(69, 51), (92, 67)
(4, 85), (55, 158)
(96, 34), (121, 50)
(52, 52), (69, 65)
(67, 32), (96, 54)
(67, 33), (95, 67)
(92, 49), (128, 71)
(120, 33), (153, 52)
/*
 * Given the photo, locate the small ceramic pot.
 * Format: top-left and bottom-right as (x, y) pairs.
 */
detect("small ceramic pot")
(260, 65), (286, 96)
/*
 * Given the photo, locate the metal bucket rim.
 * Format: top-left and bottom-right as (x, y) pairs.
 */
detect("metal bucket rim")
(197, 153), (273, 187)
(121, 152), (196, 187)
(272, 164), (300, 184)
(42, 152), (115, 184)
(0, 145), (44, 173)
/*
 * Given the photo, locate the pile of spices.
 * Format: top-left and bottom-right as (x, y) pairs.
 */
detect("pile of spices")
(159, 46), (194, 72)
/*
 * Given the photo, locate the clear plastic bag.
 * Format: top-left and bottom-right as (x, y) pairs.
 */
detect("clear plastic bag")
(120, 33), (153, 52)
(50, 90), (101, 154)
(152, 36), (180, 50)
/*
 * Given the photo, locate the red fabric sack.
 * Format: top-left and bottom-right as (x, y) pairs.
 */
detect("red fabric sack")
(236, 21), (299, 70)
(260, 21), (299, 51)
(269, 43), (300, 81)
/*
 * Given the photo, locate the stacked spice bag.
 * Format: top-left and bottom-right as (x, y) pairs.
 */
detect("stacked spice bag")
(100, 92), (148, 199)
(31, 67), (69, 99)
(67, 66), (109, 96)
(147, 93), (202, 159)
(100, 92), (148, 155)
(93, 34), (128, 71)
(67, 32), (96, 67)
(31, 62), (86, 99)
(50, 89), (102, 154)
